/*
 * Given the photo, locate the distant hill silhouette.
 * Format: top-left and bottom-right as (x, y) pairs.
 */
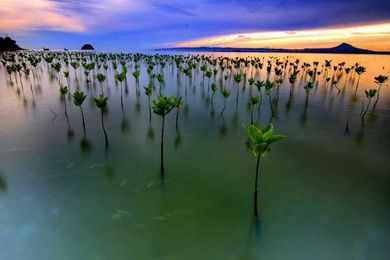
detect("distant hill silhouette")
(301, 43), (376, 53)
(0, 36), (22, 51)
(327, 43), (363, 52)
(81, 44), (95, 50)
(156, 43), (389, 55)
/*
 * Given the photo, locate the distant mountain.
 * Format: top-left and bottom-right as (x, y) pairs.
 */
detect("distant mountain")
(0, 36), (22, 51)
(302, 43), (376, 53)
(327, 43), (364, 52)
(156, 43), (389, 55)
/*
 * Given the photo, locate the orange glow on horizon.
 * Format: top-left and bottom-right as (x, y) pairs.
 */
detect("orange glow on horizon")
(177, 23), (390, 51)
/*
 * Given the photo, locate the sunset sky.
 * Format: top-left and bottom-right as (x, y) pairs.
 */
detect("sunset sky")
(0, 0), (389, 51)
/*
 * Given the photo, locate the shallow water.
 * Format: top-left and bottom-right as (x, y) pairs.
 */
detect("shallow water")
(0, 52), (389, 260)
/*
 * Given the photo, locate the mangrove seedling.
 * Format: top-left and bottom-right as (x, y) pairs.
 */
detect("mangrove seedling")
(96, 73), (106, 95)
(248, 77), (256, 96)
(115, 71), (126, 111)
(70, 61), (79, 72)
(302, 81), (314, 125)
(59, 85), (73, 139)
(362, 89), (377, 121)
(72, 90), (87, 136)
(157, 74), (164, 95)
(233, 72), (243, 107)
(355, 65), (366, 80)
(286, 74), (297, 112)
(174, 96), (183, 130)
(133, 70), (141, 94)
(144, 84), (153, 122)
(354, 65), (366, 93)
(254, 80), (264, 111)
(304, 82), (314, 105)
(249, 96), (260, 125)
(152, 95), (176, 175)
(264, 80), (275, 116)
(220, 87), (231, 116)
(94, 95), (109, 149)
(205, 70), (212, 93)
(132, 70), (140, 80)
(59, 85), (68, 96)
(63, 70), (69, 81)
(373, 75), (388, 108)
(243, 123), (286, 217)
(210, 83), (217, 105)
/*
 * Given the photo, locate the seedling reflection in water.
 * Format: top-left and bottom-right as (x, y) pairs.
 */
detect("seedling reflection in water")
(243, 123), (286, 217)
(152, 95), (176, 176)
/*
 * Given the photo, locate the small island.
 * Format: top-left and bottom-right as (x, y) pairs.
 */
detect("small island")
(0, 36), (22, 51)
(81, 44), (95, 50)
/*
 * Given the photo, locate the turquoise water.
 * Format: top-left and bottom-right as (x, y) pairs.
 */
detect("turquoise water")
(0, 52), (389, 259)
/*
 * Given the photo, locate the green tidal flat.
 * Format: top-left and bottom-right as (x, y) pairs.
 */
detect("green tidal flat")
(0, 51), (389, 260)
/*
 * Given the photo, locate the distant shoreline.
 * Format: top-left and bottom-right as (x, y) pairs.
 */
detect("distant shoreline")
(155, 45), (390, 55)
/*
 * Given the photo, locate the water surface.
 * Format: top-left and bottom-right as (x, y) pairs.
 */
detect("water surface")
(0, 52), (389, 260)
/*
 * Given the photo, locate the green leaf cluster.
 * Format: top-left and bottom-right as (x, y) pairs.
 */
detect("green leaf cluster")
(243, 124), (286, 157)
(152, 95), (176, 117)
(94, 95), (108, 109)
(72, 90), (86, 107)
